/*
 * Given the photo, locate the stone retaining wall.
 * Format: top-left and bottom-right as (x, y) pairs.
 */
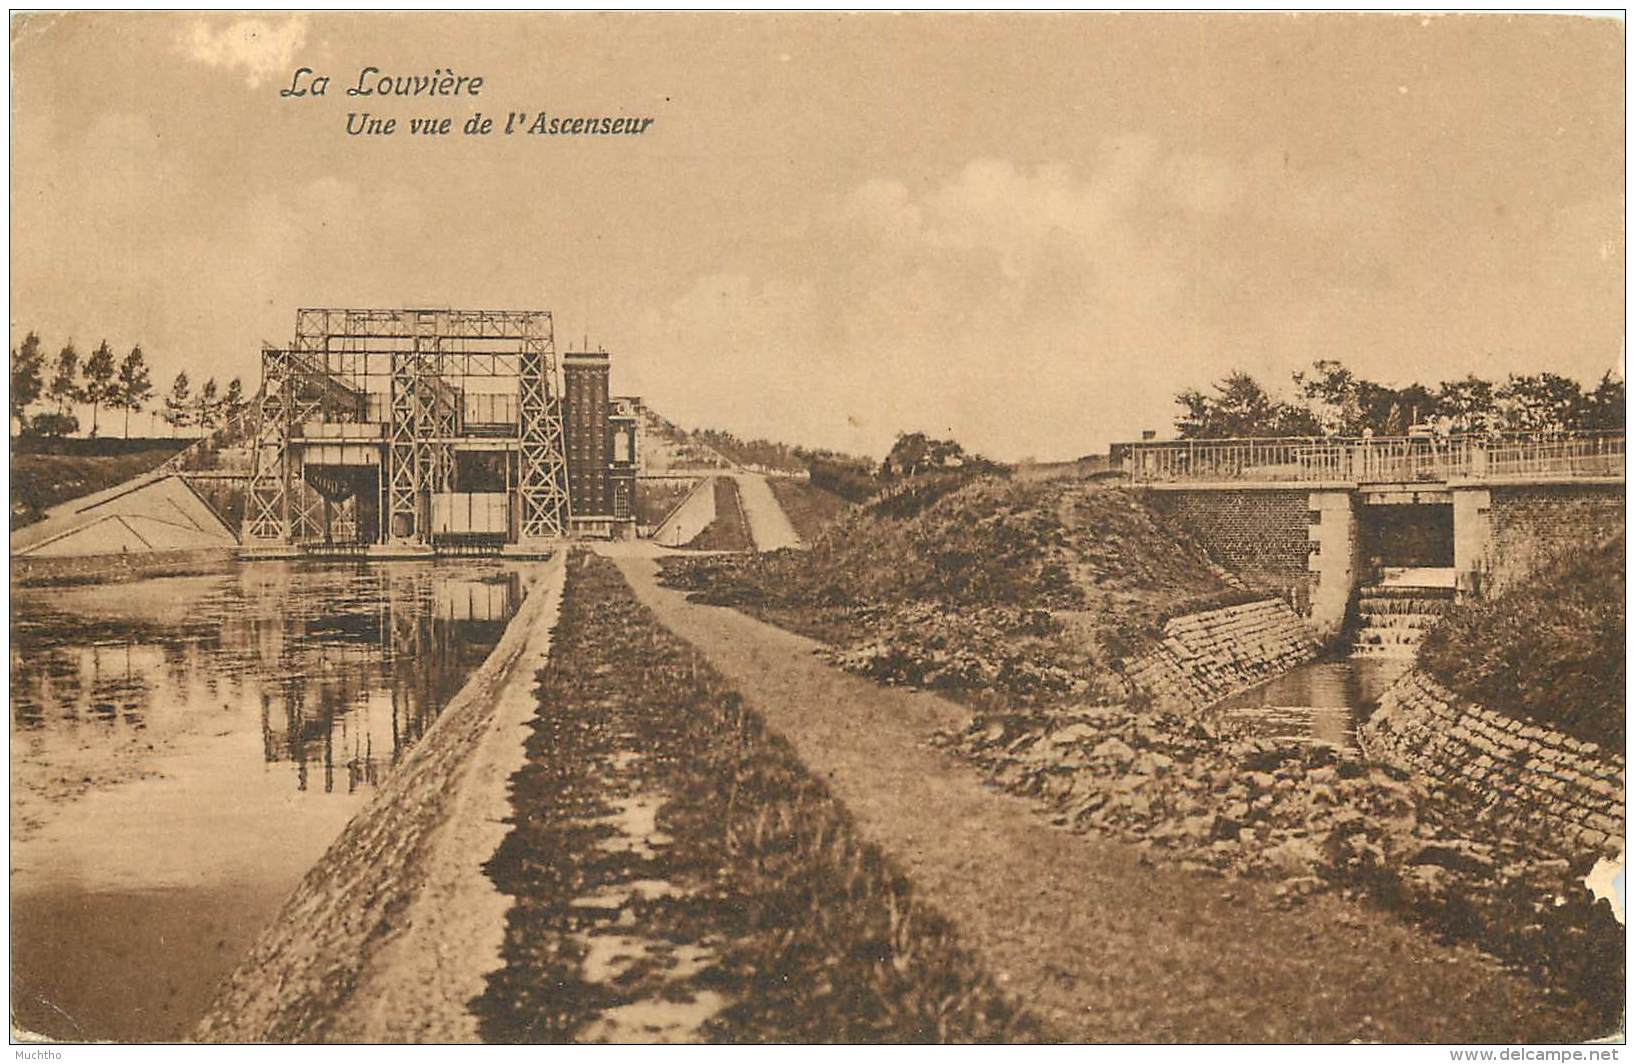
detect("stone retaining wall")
(1359, 669), (1624, 859)
(12, 546), (237, 587)
(1147, 488), (1315, 611)
(1123, 597), (1321, 712)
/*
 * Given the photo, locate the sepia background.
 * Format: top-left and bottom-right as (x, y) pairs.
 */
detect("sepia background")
(8, 10), (1627, 1051)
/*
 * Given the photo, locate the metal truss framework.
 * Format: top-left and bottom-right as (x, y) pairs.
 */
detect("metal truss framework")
(518, 330), (572, 540)
(244, 345), (293, 544)
(242, 308), (573, 546)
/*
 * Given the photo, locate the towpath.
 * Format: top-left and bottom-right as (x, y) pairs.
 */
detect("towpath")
(732, 473), (802, 551)
(612, 554), (1604, 1043)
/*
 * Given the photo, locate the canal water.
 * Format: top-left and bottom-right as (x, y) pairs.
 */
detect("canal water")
(1212, 657), (1410, 750)
(9, 560), (527, 1042)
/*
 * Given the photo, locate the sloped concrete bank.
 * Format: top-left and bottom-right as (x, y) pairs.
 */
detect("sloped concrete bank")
(1360, 669), (1625, 860)
(195, 553), (567, 1044)
(1122, 597), (1321, 711)
(653, 476), (717, 547)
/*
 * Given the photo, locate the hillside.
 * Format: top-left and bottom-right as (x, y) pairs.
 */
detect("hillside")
(10, 441), (189, 529)
(630, 404), (735, 471)
(660, 472), (1625, 1025)
(684, 428), (806, 473)
(1419, 534), (1625, 750)
(662, 473), (1250, 705)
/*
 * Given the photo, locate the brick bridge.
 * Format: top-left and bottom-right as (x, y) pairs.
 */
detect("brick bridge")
(1114, 432), (1624, 642)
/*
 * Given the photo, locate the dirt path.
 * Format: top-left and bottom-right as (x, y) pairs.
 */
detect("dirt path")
(613, 555), (1604, 1043)
(732, 473), (802, 551)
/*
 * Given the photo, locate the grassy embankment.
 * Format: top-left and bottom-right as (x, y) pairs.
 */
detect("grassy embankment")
(10, 439), (189, 528)
(766, 477), (852, 544)
(475, 553), (1041, 1043)
(1420, 533), (1624, 751)
(664, 473), (1250, 707)
(661, 472), (1625, 1028)
(683, 478), (753, 552)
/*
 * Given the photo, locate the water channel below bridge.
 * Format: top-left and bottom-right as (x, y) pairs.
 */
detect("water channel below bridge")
(1211, 656), (1410, 752)
(9, 560), (528, 1042)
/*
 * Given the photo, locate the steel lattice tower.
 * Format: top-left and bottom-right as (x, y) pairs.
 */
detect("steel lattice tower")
(241, 307), (573, 550)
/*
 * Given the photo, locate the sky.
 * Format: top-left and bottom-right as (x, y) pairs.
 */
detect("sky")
(9, 12), (1625, 460)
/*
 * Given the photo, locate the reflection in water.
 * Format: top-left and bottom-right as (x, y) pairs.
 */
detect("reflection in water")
(9, 560), (528, 1042)
(1213, 657), (1409, 750)
(12, 562), (521, 794)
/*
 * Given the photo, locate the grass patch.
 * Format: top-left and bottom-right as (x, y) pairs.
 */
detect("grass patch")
(684, 478), (753, 552)
(634, 478), (697, 528)
(475, 553), (1043, 1043)
(1418, 534), (1625, 751)
(766, 477), (851, 543)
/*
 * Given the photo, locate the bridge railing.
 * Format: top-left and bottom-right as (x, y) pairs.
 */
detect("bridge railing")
(1480, 432), (1624, 478)
(1118, 431), (1624, 484)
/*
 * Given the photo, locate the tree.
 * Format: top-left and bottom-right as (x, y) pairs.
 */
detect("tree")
(221, 376), (249, 427)
(879, 431), (991, 477)
(1579, 371), (1624, 431)
(29, 410), (78, 438)
(162, 371), (192, 436)
(1434, 375), (1498, 435)
(1276, 404), (1323, 436)
(49, 342), (83, 421)
(882, 432), (938, 477)
(195, 377), (220, 438)
(1175, 371), (1314, 438)
(1495, 373), (1586, 433)
(1292, 359), (1361, 436)
(115, 345), (154, 438)
(10, 332), (44, 434)
(82, 340), (117, 437)
(1355, 379), (1432, 437)
(1290, 359), (1434, 437)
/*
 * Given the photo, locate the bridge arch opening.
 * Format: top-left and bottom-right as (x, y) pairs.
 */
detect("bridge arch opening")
(1359, 502), (1454, 575)
(1351, 500), (1457, 658)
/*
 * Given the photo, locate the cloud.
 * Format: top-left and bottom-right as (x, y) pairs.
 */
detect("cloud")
(626, 148), (1222, 461)
(180, 15), (308, 88)
(625, 139), (1619, 462)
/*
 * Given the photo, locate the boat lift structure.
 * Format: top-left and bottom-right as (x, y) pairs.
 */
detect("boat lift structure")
(242, 308), (584, 556)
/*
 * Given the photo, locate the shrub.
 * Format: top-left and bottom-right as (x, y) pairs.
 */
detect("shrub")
(1418, 534), (1624, 750)
(28, 410), (79, 437)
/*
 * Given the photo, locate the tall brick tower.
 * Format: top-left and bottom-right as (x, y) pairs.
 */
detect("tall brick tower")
(562, 350), (611, 521)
